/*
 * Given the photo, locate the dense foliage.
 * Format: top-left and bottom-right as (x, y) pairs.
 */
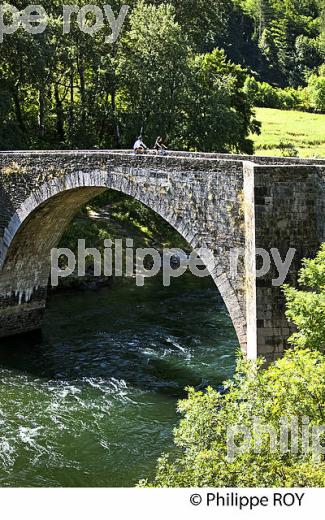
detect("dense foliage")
(142, 245), (325, 487)
(0, 0), (323, 151)
(237, 0), (324, 86)
(244, 67), (325, 112)
(284, 244), (325, 351)
(0, 0), (257, 151)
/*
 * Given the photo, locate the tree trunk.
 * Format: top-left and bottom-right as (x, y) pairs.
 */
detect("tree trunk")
(54, 84), (65, 143)
(77, 54), (86, 127)
(69, 69), (74, 134)
(111, 89), (121, 148)
(38, 87), (46, 138)
(12, 86), (26, 134)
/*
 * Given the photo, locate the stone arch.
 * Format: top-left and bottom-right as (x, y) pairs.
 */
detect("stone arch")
(0, 170), (246, 350)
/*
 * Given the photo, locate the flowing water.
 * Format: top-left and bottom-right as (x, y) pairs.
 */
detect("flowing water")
(0, 273), (237, 487)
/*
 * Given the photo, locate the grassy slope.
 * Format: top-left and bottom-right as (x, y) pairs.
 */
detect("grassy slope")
(252, 107), (325, 159)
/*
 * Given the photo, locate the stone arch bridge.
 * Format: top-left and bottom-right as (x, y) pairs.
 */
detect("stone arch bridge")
(0, 150), (324, 362)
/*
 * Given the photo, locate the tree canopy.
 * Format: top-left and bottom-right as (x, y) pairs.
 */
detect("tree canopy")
(1, 0), (322, 151)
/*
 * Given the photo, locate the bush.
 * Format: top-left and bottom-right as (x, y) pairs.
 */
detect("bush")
(307, 75), (325, 112)
(257, 82), (282, 108)
(284, 244), (325, 351)
(141, 348), (325, 487)
(277, 88), (302, 110)
(142, 245), (325, 488)
(243, 77), (313, 111)
(278, 141), (299, 157)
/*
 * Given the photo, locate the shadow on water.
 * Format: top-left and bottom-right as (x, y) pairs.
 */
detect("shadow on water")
(0, 333), (213, 398)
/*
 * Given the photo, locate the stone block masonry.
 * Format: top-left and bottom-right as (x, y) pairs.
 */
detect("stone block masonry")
(0, 150), (324, 362)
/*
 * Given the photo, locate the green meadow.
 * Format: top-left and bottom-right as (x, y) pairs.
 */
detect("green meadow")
(252, 107), (325, 159)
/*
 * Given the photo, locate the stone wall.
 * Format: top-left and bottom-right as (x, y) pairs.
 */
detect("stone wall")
(252, 163), (325, 361)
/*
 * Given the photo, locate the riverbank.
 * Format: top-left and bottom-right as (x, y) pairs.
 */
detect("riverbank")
(55, 191), (191, 291)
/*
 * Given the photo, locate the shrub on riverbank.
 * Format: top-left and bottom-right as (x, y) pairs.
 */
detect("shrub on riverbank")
(140, 347), (325, 487)
(142, 245), (325, 488)
(284, 244), (325, 352)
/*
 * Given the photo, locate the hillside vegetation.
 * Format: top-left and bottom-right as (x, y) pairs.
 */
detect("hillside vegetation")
(253, 107), (325, 158)
(0, 1), (324, 153)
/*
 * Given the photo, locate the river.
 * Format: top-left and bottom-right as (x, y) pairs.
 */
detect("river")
(0, 273), (237, 487)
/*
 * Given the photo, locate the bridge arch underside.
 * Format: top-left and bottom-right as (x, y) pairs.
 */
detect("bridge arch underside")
(0, 172), (247, 352)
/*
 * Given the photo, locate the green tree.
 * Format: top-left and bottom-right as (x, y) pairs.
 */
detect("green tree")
(141, 348), (325, 487)
(180, 49), (260, 153)
(307, 73), (325, 112)
(2, 0), (320, 150)
(238, 0), (324, 86)
(159, 0), (231, 52)
(116, 1), (190, 146)
(284, 244), (325, 350)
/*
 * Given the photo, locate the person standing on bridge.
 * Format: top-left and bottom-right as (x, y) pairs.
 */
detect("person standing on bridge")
(133, 136), (148, 154)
